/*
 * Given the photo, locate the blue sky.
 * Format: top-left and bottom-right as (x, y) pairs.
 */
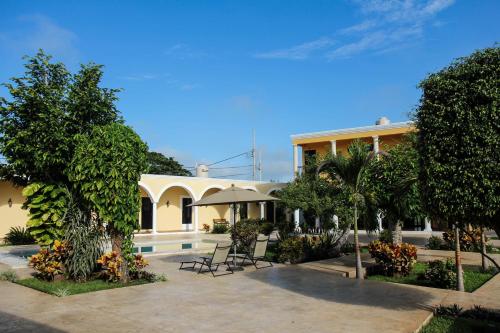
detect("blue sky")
(0, 0), (498, 181)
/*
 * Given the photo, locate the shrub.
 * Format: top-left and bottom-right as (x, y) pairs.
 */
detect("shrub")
(303, 233), (340, 260)
(28, 240), (68, 281)
(434, 304), (463, 317)
(426, 235), (443, 250)
(368, 240), (417, 277)
(420, 258), (457, 289)
(462, 305), (500, 322)
(379, 229), (393, 244)
(202, 224), (210, 233)
(340, 241), (355, 254)
(276, 219), (296, 241)
(212, 223), (228, 234)
(3, 226), (35, 245)
(442, 228), (485, 252)
(277, 237), (304, 264)
(97, 252), (124, 282)
(97, 252), (149, 282)
(128, 254), (149, 280)
(63, 205), (106, 281)
(0, 270), (18, 282)
(230, 219), (260, 253)
(259, 221), (274, 236)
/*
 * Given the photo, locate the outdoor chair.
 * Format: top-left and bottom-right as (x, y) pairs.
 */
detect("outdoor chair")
(179, 242), (234, 277)
(239, 234), (273, 269)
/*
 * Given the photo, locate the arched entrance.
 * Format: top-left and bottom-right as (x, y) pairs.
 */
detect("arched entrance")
(139, 183), (155, 231)
(198, 186), (229, 231)
(157, 184), (197, 232)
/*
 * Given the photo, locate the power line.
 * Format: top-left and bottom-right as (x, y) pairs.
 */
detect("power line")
(207, 151), (251, 167)
(212, 173), (252, 179)
(209, 164), (253, 170)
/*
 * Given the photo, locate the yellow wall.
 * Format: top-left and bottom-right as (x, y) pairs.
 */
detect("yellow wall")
(299, 131), (413, 165)
(0, 181), (29, 239)
(0, 175), (285, 237)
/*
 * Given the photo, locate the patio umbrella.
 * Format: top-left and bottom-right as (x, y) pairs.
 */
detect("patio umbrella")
(189, 184), (279, 268)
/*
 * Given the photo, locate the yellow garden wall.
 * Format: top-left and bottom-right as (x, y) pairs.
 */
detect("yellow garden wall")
(0, 181), (29, 239)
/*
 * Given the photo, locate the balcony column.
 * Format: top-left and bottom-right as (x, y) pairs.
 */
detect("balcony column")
(372, 135), (380, 160)
(260, 202), (265, 219)
(424, 217), (433, 232)
(293, 144), (299, 178)
(330, 140), (337, 156)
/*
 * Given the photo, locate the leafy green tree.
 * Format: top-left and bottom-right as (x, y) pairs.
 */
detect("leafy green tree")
(415, 46), (500, 291)
(317, 140), (378, 279)
(67, 123), (148, 282)
(146, 151), (191, 176)
(0, 50), (121, 185)
(369, 134), (425, 244)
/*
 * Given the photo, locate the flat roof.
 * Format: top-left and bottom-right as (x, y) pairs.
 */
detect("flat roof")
(290, 121), (413, 142)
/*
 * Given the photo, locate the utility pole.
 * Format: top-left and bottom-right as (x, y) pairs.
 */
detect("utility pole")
(252, 129), (256, 181)
(258, 150), (262, 181)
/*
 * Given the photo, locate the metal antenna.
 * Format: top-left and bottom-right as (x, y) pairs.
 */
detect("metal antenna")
(252, 129), (256, 181)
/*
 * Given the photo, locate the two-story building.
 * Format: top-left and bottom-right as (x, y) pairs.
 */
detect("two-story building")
(290, 117), (433, 232)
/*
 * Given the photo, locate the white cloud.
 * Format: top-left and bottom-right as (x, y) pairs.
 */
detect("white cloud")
(254, 37), (335, 60)
(339, 20), (378, 35)
(0, 14), (78, 61)
(255, 0), (454, 61)
(164, 43), (207, 59)
(229, 95), (256, 111)
(119, 74), (159, 81)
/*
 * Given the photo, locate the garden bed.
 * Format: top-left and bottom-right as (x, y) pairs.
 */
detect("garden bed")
(421, 315), (500, 333)
(367, 262), (495, 292)
(15, 278), (154, 297)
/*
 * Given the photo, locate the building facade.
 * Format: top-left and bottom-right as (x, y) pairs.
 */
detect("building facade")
(290, 117), (433, 232)
(0, 176), (285, 239)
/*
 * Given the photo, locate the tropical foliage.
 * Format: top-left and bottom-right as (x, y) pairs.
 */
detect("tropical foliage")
(419, 259), (457, 289)
(67, 123), (148, 281)
(63, 205), (106, 281)
(29, 240), (68, 281)
(317, 140), (378, 279)
(3, 226), (35, 245)
(22, 183), (70, 246)
(369, 134), (425, 244)
(368, 240), (417, 277)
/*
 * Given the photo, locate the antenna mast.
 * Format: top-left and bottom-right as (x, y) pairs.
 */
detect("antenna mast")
(252, 129), (256, 181)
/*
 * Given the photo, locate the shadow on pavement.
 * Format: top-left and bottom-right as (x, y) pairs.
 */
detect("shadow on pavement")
(0, 311), (66, 333)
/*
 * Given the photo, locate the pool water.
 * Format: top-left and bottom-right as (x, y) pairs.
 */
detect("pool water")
(133, 239), (216, 256)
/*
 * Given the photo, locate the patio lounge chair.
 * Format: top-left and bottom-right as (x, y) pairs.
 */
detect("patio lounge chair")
(239, 234), (273, 269)
(179, 242), (234, 277)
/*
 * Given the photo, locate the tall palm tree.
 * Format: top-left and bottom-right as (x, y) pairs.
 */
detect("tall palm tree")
(317, 140), (377, 279)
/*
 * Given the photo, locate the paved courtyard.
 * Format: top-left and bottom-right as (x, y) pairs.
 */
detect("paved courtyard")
(1, 230), (498, 333)
(0, 253), (473, 333)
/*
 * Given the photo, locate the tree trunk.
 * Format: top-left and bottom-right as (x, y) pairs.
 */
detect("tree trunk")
(110, 229), (130, 283)
(392, 220), (403, 245)
(480, 227), (488, 272)
(454, 224), (464, 292)
(353, 203), (363, 279)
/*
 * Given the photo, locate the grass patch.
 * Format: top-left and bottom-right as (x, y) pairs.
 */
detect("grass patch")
(421, 316), (500, 333)
(367, 262), (494, 292)
(15, 278), (152, 296)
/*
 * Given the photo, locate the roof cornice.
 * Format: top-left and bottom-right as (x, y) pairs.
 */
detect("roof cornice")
(290, 121), (414, 141)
